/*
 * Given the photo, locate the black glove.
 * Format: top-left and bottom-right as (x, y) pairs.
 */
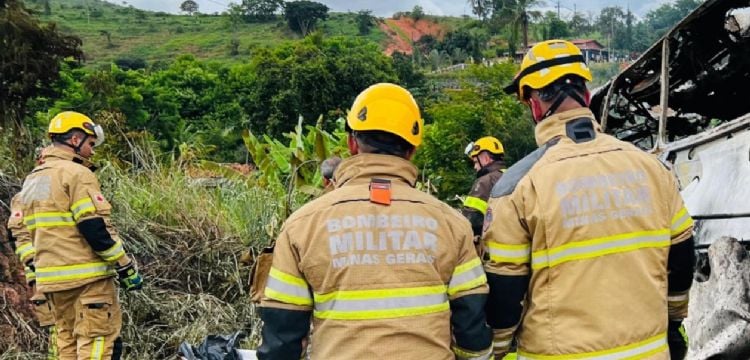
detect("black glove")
(668, 320), (688, 360)
(115, 260), (143, 291)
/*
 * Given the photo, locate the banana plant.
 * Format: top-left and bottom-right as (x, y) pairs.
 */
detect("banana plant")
(242, 115), (348, 209)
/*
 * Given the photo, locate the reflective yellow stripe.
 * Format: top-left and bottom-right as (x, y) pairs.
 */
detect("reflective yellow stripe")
(15, 242), (36, 263)
(494, 340), (512, 348)
(448, 258), (487, 296)
(48, 326), (58, 360)
(71, 197), (96, 221)
(36, 262), (115, 283)
(265, 267), (312, 306)
(463, 196), (489, 215)
(518, 332), (667, 360)
(25, 266), (36, 281)
(531, 229), (670, 270)
(487, 241), (530, 264)
(23, 212), (75, 230)
(453, 345), (492, 360)
(668, 291), (689, 307)
(671, 207), (694, 236)
(90, 336), (104, 360)
(313, 285), (449, 320)
(96, 241), (125, 262)
(269, 267), (307, 287)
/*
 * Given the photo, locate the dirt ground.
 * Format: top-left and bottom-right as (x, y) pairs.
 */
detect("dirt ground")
(380, 17), (447, 55)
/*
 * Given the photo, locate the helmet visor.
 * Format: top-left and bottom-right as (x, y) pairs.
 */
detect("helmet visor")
(83, 122), (105, 147)
(464, 142), (475, 156)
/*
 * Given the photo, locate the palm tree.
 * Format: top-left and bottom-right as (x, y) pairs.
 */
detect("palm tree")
(467, 0), (491, 21)
(498, 0), (543, 56)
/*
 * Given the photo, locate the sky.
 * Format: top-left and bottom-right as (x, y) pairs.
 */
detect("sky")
(119, 0), (675, 18)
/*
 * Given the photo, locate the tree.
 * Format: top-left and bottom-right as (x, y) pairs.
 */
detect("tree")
(284, 1), (329, 36)
(391, 52), (425, 89)
(241, 36), (396, 136)
(355, 10), (374, 35)
(0, 0), (82, 150)
(539, 11), (569, 40)
(180, 0), (199, 15)
(644, 0), (700, 36)
(497, 0), (543, 55)
(439, 27), (490, 62)
(229, 38), (240, 56)
(568, 12), (590, 37)
(596, 6), (624, 51)
(415, 63), (535, 200)
(468, 0), (492, 21)
(411, 5), (425, 21)
(100, 30), (114, 48)
(240, 0), (283, 21)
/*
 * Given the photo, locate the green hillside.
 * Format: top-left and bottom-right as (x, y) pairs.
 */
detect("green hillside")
(25, 0), (390, 67)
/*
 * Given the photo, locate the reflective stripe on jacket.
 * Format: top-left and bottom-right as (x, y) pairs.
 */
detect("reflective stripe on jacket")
(261, 153), (490, 360)
(483, 108), (693, 359)
(18, 147), (126, 293)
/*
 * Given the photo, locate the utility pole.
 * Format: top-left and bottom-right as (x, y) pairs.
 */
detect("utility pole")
(610, 18), (614, 62)
(557, 0), (561, 19)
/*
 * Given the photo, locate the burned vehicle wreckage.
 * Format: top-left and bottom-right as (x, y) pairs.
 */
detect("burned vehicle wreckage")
(590, 0), (750, 357)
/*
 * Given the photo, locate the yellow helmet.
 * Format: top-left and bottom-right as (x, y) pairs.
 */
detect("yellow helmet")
(48, 111), (105, 146)
(504, 39), (592, 101)
(346, 83), (423, 147)
(465, 136), (504, 158)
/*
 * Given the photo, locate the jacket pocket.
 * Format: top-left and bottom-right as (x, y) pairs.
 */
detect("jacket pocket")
(250, 246), (275, 304)
(76, 298), (114, 337)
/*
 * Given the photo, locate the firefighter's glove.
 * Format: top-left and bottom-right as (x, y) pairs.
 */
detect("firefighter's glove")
(668, 320), (688, 360)
(25, 263), (36, 287)
(116, 260), (143, 291)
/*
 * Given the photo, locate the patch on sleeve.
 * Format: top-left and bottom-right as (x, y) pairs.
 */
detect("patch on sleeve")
(87, 189), (112, 214)
(13, 211), (22, 219)
(482, 208), (493, 234)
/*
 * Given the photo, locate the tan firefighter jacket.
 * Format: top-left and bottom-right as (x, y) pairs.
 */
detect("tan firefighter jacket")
(483, 108), (694, 359)
(462, 160), (506, 237)
(8, 194), (36, 283)
(259, 153), (492, 360)
(16, 147), (131, 293)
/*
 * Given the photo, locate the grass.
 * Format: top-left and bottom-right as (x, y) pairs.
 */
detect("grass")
(0, 137), (312, 358)
(589, 62), (622, 88)
(96, 143), (283, 358)
(24, 0), (431, 68)
(34, 0), (291, 67)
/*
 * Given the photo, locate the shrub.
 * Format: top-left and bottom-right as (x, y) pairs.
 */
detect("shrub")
(114, 57), (148, 70)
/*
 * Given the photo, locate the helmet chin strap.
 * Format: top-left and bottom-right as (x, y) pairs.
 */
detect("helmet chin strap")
(60, 134), (89, 155)
(539, 86), (588, 121)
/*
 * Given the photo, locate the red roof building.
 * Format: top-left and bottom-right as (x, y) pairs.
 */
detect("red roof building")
(516, 39), (611, 62)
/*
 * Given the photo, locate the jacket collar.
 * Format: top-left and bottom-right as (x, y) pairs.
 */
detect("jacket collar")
(334, 153), (418, 188)
(477, 160), (506, 178)
(41, 146), (97, 170)
(534, 107), (601, 146)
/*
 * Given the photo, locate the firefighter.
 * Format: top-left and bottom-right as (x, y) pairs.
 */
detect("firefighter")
(483, 40), (695, 359)
(258, 83), (493, 360)
(17, 111), (143, 360)
(462, 136), (506, 238)
(320, 156), (342, 193)
(8, 192), (58, 359)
